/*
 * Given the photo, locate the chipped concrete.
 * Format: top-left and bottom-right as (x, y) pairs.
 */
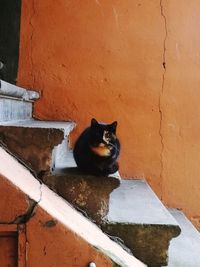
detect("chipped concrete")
(0, 120), (75, 176)
(42, 167), (121, 224)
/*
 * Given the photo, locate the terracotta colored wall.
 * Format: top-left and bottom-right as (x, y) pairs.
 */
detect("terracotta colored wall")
(18, 0), (164, 195)
(26, 207), (112, 267)
(18, 0), (200, 228)
(160, 1), (200, 229)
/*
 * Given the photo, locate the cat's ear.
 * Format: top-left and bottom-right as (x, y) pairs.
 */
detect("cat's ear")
(110, 121), (117, 133)
(91, 118), (99, 127)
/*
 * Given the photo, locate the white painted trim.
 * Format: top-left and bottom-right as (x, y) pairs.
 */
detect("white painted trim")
(0, 147), (41, 201)
(0, 80), (40, 101)
(0, 147), (146, 267)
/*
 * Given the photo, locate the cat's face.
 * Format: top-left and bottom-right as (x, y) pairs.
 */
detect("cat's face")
(89, 118), (117, 156)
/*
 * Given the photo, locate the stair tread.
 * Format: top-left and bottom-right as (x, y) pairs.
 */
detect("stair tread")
(0, 79), (39, 101)
(0, 146), (146, 267)
(168, 209), (200, 267)
(0, 119), (75, 136)
(107, 180), (179, 226)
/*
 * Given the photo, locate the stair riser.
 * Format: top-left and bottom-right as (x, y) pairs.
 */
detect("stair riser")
(102, 223), (180, 267)
(0, 98), (32, 122)
(0, 126), (65, 175)
(42, 168), (120, 224)
(52, 139), (76, 172)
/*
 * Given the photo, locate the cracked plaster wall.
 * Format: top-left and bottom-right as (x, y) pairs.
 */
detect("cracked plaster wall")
(18, 0), (164, 196)
(17, 0), (200, 228)
(159, 0), (200, 229)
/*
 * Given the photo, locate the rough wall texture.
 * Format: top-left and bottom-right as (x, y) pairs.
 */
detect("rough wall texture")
(17, 0), (200, 229)
(26, 207), (113, 267)
(160, 1), (200, 229)
(18, 0), (164, 196)
(0, 175), (29, 223)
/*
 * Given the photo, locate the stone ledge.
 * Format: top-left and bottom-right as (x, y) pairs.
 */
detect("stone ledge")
(0, 79), (39, 101)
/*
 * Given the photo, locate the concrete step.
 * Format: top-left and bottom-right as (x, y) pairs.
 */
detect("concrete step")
(52, 141), (77, 173)
(102, 180), (181, 267)
(43, 153), (181, 267)
(167, 209), (200, 267)
(0, 79), (39, 122)
(0, 119), (75, 176)
(0, 146), (146, 267)
(42, 167), (121, 224)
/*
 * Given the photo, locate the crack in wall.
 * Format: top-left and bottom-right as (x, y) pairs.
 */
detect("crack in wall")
(159, 0), (168, 199)
(29, 0), (36, 88)
(11, 183), (42, 225)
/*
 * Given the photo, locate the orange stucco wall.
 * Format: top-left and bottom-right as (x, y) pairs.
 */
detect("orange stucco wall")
(26, 207), (112, 267)
(18, 0), (200, 228)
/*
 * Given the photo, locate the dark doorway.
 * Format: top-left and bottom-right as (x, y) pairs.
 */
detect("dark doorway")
(0, 0), (21, 84)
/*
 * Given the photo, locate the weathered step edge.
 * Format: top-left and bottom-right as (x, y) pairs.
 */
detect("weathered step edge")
(0, 79), (40, 101)
(0, 120), (76, 176)
(0, 147), (146, 267)
(42, 167), (121, 224)
(102, 180), (181, 267)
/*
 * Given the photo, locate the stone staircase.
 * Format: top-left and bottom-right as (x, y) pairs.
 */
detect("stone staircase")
(1, 79), (200, 267)
(0, 146), (145, 267)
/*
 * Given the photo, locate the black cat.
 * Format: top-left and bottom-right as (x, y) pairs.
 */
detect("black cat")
(73, 118), (120, 176)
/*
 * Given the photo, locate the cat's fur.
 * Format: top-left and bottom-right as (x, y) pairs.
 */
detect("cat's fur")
(73, 118), (120, 176)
